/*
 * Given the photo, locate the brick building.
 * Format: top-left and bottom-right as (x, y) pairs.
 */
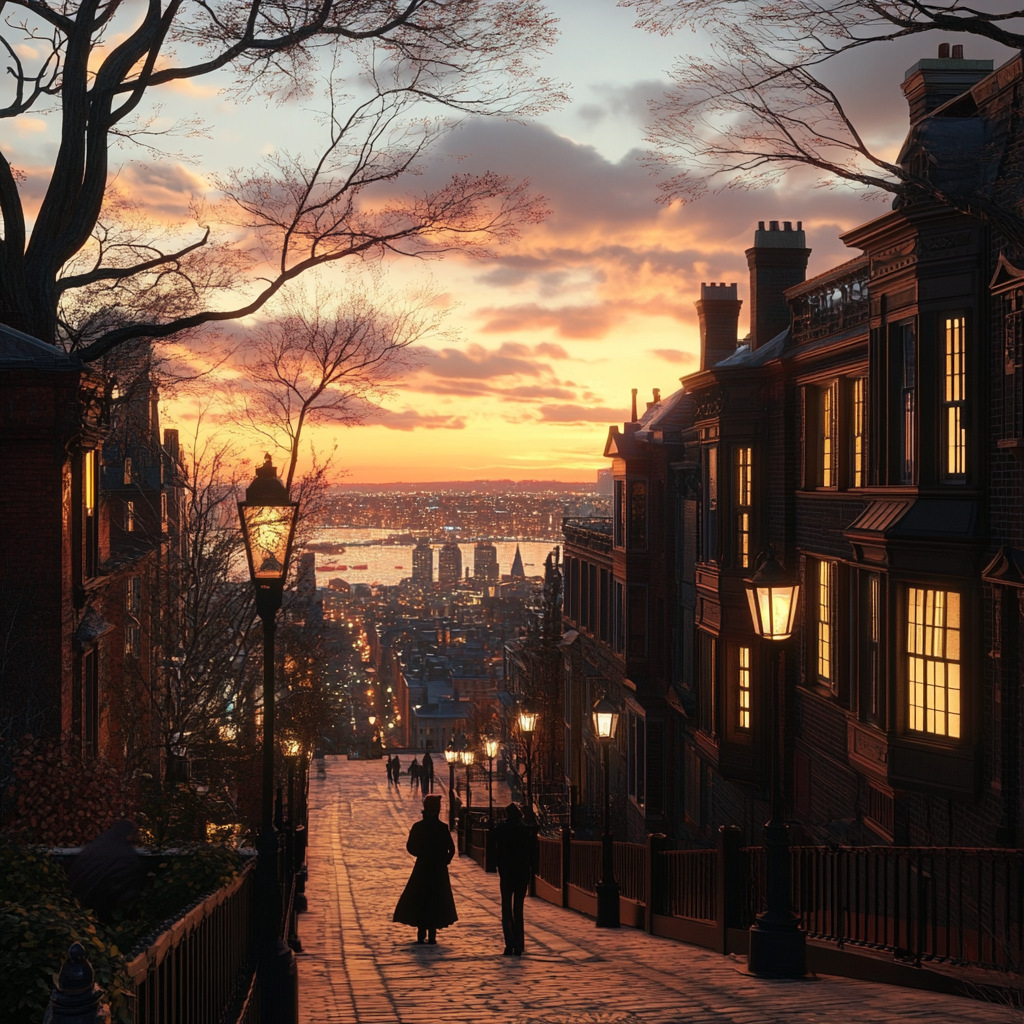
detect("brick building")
(1, 327), (183, 786)
(561, 48), (1024, 849)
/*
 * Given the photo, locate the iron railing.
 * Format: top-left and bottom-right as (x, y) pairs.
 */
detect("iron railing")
(537, 836), (562, 889)
(659, 849), (717, 923)
(743, 846), (1024, 973)
(613, 842), (646, 903)
(128, 860), (258, 1024)
(569, 840), (602, 894)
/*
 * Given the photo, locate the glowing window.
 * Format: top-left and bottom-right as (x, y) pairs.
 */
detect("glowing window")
(908, 589), (961, 738)
(944, 317), (967, 477)
(821, 384), (836, 487)
(817, 561), (833, 683)
(853, 378), (866, 487)
(126, 501), (135, 532)
(83, 450), (97, 516)
(738, 646), (751, 731)
(735, 447), (752, 568)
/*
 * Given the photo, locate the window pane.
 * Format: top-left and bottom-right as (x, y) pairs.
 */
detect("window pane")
(821, 385), (835, 487)
(907, 587), (962, 738)
(817, 561), (832, 682)
(735, 447), (752, 568)
(853, 378), (866, 487)
(944, 317), (968, 477)
(738, 645), (751, 731)
(629, 481), (646, 548)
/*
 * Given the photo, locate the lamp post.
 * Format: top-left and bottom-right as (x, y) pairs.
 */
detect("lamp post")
(516, 704), (538, 814)
(483, 736), (499, 873)
(743, 546), (806, 978)
(461, 748), (475, 813)
(592, 695), (620, 928)
(239, 455), (299, 1023)
(444, 742), (459, 830)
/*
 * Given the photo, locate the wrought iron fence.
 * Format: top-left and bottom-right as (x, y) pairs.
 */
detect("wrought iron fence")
(658, 850), (717, 923)
(537, 836), (562, 889)
(743, 846), (1024, 973)
(569, 840), (602, 894)
(613, 842), (646, 903)
(128, 860), (258, 1024)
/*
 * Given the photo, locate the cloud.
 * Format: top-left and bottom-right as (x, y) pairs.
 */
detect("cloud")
(538, 403), (629, 424)
(375, 409), (466, 432)
(478, 302), (614, 339)
(650, 347), (696, 365)
(417, 342), (549, 380)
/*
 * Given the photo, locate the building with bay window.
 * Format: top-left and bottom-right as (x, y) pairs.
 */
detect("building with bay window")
(564, 46), (1024, 849)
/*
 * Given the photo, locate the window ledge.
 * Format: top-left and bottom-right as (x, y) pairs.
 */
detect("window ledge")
(888, 736), (977, 795)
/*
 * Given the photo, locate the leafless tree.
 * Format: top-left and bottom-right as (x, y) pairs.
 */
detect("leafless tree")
(238, 279), (445, 490)
(0, 0), (563, 358)
(623, 0), (1024, 247)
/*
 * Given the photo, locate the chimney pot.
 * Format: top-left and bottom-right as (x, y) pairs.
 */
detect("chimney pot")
(770, 220), (779, 231)
(652, 388), (661, 403)
(784, 221), (792, 231)
(797, 221), (802, 230)
(952, 44), (963, 59)
(938, 42), (950, 58)
(758, 221), (765, 230)
(630, 388), (638, 422)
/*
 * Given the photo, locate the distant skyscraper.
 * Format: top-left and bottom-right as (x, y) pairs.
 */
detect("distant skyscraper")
(596, 469), (613, 496)
(438, 541), (463, 587)
(412, 537), (433, 585)
(510, 544), (525, 578)
(473, 541), (499, 582)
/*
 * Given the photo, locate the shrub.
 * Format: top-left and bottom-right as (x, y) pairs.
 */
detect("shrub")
(2, 735), (130, 847)
(0, 843), (131, 1024)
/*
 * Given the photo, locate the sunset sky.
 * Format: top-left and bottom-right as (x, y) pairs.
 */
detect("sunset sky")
(11, 1), (1015, 483)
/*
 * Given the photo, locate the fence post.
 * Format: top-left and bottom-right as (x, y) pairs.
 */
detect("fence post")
(645, 833), (668, 934)
(43, 943), (107, 1024)
(561, 827), (572, 908)
(716, 825), (743, 955)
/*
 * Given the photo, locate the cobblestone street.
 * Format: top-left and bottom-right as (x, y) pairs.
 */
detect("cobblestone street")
(296, 757), (1015, 1024)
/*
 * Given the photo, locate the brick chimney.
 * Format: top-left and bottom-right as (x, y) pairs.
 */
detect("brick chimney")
(901, 45), (993, 124)
(745, 221), (810, 351)
(695, 282), (742, 369)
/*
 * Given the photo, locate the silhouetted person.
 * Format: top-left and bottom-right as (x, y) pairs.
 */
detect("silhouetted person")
(409, 758), (420, 791)
(392, 755), (401, 782)
(421, 751), (434, 793)
(68, 819), (143, 922)
(493, 803), (535, 956)
(393, 795), (458, 944)
(386, 757), (394, 784)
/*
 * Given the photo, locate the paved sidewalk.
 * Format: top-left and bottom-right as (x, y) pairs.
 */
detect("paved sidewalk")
(297, 757), (1014, 1024)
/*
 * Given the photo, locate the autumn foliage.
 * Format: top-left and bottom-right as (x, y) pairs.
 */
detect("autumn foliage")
(2, 736), (132, 847)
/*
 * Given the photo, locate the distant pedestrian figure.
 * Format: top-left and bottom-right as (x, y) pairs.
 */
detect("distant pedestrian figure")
(386, 757), (394, 784)
(493, 803), (535, 956)
(421, 751), (434, 793)
(409, 758), (421, 791)
(392, 755), (401, 782)
(393, 795), (458, 944)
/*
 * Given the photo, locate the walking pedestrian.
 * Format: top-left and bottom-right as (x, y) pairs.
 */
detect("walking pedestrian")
(409, 757), (421, 791)
(386, 757), (394, 784)
(421, 750), (434, 794)
(392, 755), (401, 782)
(393, 795), (458, 944)
(492, 803), (535, 956)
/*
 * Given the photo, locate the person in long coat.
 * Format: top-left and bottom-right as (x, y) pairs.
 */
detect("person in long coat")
(492, 803), (536, 956)
(393, 795), (458, 943)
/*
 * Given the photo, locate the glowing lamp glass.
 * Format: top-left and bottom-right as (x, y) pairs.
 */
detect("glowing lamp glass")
(484, 737), (499, 759)
(517, 708), (538, 734)
(744, 548), (801, 641)
(591, 696), (619, 740)
(238, 455), (297, 584)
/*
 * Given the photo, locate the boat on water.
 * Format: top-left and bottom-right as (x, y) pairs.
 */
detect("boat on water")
(394, 565), (404, 569)
(352, 564), (368, 570)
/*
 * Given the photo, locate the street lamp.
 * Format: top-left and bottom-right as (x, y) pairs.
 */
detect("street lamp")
(517, 703), (538, 814)
(444, 742), (459, 829)
(592, 695), (620, 928)
(483, 736), (499, 874)
(743, 546), (805, 977)
(460, 748), (475, 812)
(238, 454), (299, 1022)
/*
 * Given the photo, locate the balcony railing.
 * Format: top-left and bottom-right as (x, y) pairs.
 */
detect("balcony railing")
(789, 258), (869, 344)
